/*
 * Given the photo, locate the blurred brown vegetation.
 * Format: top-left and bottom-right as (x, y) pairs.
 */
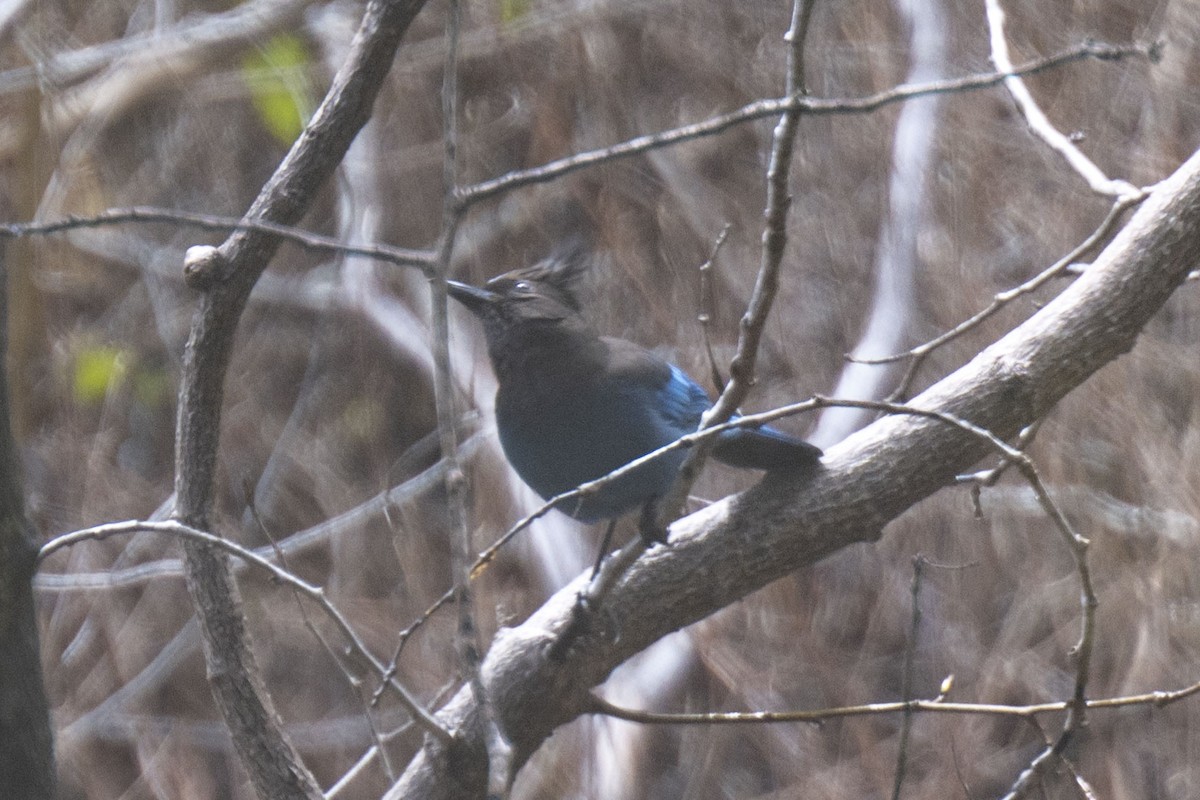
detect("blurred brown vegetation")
(5, 0), (1200, 797)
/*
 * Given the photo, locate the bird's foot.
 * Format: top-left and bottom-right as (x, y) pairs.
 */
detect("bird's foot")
(548, 591), (594, 662)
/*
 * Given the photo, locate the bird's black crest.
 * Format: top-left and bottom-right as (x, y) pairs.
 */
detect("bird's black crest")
(508, 240), (591, 312)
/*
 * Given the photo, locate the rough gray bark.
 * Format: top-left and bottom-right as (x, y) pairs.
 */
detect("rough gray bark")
(0, 244), (54, 799)
(389, 148), (1200, 799)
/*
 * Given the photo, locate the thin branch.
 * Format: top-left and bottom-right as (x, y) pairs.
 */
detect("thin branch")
(999, 468), (1098, 799)
(328, 672), (455, 800)
(373, 466), (567, 704)
(985, 0), (1140, 199)
(585, 678), (1200, 725)
(37, 519), (453, 744)
(432, 0), (474, 709)
(249, 500), (397, 781)
(0, 206), (435, 270)
(958, 419), (1043, 490)
(805, 398), (1098, 738)
(649, 0), (816, 542)
(1060, 755), (1101, 800)
(853, 192), (1143, 375)
(1000, 745), (1057, 800)
(950, 740), (976, 799)
(891, 555), (926, 800)
(457, 40), (1155, 207)
(36, 436), (479, 593)
(327, 745), (383, 799)
(698, 224), (732, 393)
(430, 0), (514, 795)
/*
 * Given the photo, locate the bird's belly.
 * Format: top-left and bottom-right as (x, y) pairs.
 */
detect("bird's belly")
(494, 389), (685, 521)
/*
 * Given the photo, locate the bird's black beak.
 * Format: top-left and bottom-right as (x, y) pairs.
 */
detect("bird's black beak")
(446, 279), (499, 316)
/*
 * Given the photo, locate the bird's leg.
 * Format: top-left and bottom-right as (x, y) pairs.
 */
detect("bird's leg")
(552, 522), (617, 663)
(552, 520), (625, 661)
(590, 519), (618, 579)
(637, 500), (669, 546)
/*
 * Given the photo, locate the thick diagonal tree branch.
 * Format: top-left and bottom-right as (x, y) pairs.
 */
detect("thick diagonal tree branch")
(171, 1), (431, 797)
(389, 146), (1200, 799)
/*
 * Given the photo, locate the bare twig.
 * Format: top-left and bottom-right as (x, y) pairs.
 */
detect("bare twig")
(457, 40), (1154, 207)
(428, 0), (514, 796)
(249, 501), (397, 781)
(326, 745), (384, 799)
(37, 519), (452, 744)
(985, 0), (1140, 199)
(585, 678), (1200, 725)
(36, 435), (481, 593)
(649, 0), (817, 540)
(891, 555), (926, 800)
(697, 224), (732, 393)
(327, 679), (461, 796)
(950, 740), (976, 799)
(0, 206), (434, 270)
(802, 399), (1099, 799)
(958, 419), (1043, 490)
(998, 484), (1098, 799)
(853, 193), (1143, 381)
(373, 466), (570, 703)
(1060, 755), (1101, 800)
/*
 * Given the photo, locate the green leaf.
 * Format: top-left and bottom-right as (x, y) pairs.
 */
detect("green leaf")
(499, 0), (531, 25)
(73, 345), (129, 405)
(241, 33), (313, 146)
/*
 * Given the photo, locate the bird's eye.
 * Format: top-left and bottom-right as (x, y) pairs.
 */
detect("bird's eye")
(512, 280), (535, 294)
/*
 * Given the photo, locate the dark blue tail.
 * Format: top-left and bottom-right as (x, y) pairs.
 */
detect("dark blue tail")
(712, 424), (822, 471)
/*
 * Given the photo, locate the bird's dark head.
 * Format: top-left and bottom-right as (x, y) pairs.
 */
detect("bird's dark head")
(447, 249), (589, 332)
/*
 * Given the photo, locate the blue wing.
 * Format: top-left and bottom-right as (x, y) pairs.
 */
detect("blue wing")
(609, 341), (821, 470)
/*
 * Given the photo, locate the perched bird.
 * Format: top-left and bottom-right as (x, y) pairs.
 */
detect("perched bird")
(448, 251), (821, 547)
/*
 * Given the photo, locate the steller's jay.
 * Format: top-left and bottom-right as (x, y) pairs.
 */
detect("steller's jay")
(448, 251), (822, 547)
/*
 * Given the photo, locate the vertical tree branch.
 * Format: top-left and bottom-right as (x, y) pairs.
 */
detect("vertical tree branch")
(427, 0), (514, 795)
(0, 242), (54, 799)
(656, 0), (817, 525)
(172, 1), (432, 797)
(715, 0), (815, 419)
(891, 555), (926, 800)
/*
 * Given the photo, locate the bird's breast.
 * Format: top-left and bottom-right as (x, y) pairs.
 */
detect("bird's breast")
(492, 377), (689, 520)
